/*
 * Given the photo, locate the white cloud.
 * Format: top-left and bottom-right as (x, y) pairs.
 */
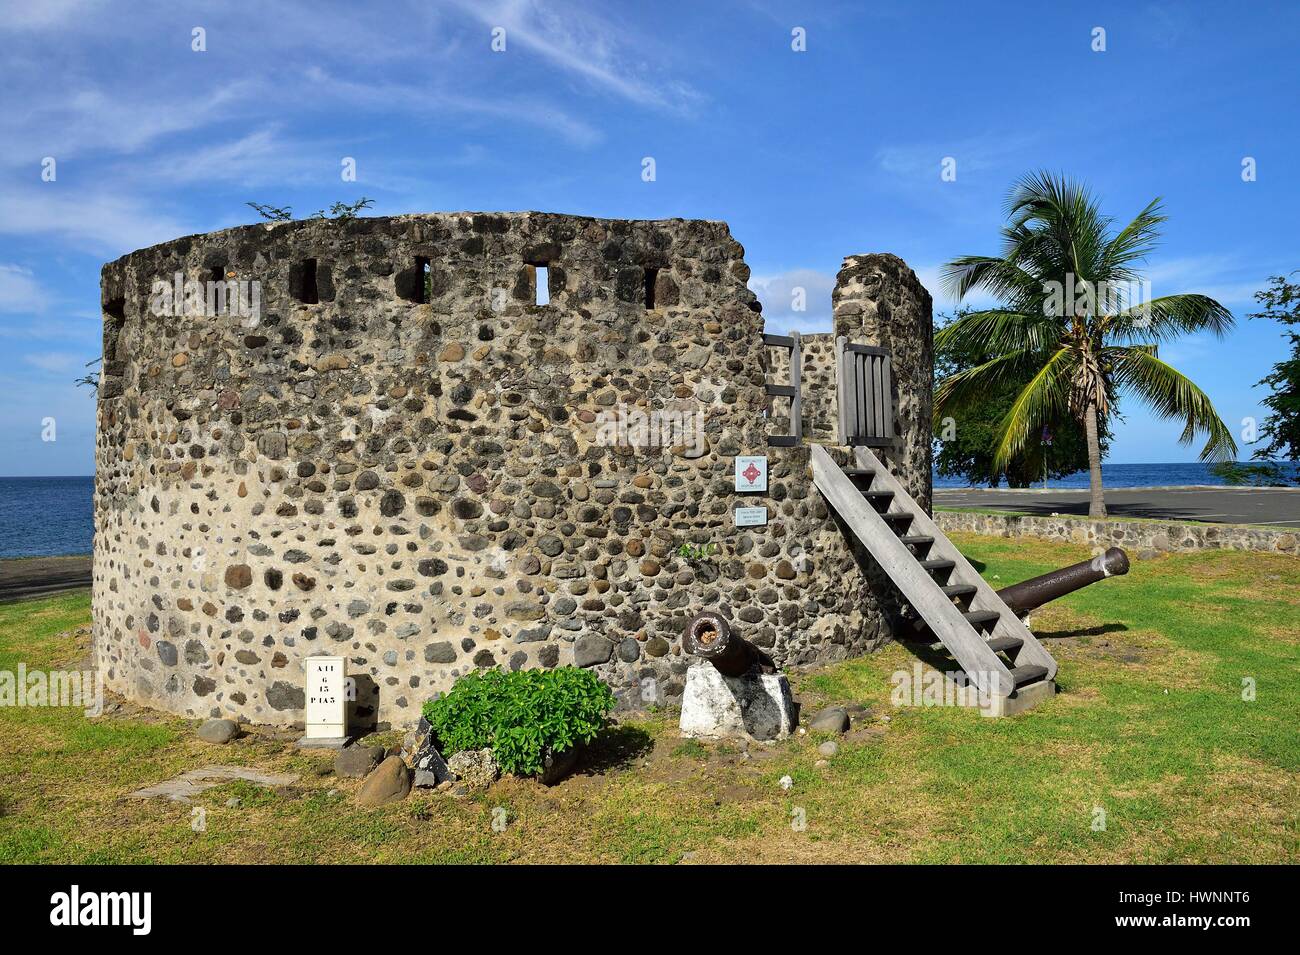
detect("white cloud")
(0, 0), (106, 31)
(0, 187), (191, 254)
(300, 66), (603, 148)
(749, 268), (835, 334)
(876, 133), (1036, 181)
(22, 351), (82, 373)
(0, 265), (47, 313)
(0, 80), (258, 169)
(448, 0), (701, 112)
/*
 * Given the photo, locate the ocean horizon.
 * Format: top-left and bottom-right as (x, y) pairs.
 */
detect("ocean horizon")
(1, 463), (1297, 560)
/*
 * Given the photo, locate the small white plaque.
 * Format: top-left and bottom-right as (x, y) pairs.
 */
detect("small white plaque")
(304, 656), (346, 740)
(734, 455), (768, 492)
(734, 506), (768, 527)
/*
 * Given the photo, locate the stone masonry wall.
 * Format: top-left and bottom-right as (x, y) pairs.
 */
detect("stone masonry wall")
(937, 509), (1300, 556)
(94, 213), (924, 729)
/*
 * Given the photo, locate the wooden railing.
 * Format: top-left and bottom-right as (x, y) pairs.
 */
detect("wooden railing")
(762, 332), (802, 447)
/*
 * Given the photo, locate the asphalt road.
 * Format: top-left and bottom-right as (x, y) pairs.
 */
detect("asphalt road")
(935, 486), (1300, 526)
(0, 555), (93, 601)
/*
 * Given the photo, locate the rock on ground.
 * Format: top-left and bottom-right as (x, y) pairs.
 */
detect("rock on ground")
(538, 746), (580, 786)
(413, 737), (454, 788)
(197, 718), (240, 744)
(334, 743), (384, 778)
(128, 765), (297, 803)
(809, 706), (850, 734)
(446, 748), (499, 789)
(356, 756), (411, 807)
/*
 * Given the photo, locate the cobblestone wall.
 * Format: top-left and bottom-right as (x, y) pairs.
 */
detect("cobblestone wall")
(94, 214), (931, 728)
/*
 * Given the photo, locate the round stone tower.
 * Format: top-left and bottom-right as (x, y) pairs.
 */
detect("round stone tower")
(94, 213), (929, 729)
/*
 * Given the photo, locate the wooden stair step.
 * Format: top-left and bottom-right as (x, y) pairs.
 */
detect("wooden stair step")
(882, 512), (914, 524)
(918, 558), (955, 573)
(940, 584), (977, 599)
(985, 635), (1024, 654)
(963, 609), (1001, 629)
(1009, 664), (1050, 686)
(843, 468), (875, 478)
(864, 491), (894, 507)
(899, 535), (934, 548)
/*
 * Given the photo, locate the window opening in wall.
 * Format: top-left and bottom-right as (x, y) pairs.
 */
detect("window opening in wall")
(293, 258), (319, 304)
(644, 267), (659, 310)
(534, 265), (550, 306)
(104, 297), (126, 321)
(417, 257), (430, 304)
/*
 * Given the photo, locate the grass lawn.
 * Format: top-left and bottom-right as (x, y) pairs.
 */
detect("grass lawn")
(1, 533), (1296, 864)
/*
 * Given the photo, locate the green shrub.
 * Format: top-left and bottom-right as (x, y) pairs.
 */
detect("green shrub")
(421, 667), (616, 776)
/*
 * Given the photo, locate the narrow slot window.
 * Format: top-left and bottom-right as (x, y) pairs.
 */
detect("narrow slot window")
(643, 267), (659, 310)
(292, 258), (319, 304)
(418, 257), (430, 304)
(534, 265), (550, 306)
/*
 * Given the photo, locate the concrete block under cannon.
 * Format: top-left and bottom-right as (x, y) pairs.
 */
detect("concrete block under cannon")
(678, 612), (796, 741)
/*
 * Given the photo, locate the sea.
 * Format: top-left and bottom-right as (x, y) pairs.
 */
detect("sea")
(0, 465), (1296, 560)
(933, 461), (1300, 489)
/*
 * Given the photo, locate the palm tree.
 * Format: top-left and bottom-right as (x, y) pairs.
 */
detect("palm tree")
(935, 171), (1237, 517)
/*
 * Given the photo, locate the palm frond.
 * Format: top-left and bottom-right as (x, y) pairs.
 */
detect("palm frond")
(935, 309), (1058, 357)
(934, 347), (1045, 420)
(991, 347), (1076, 470)
(1101, 197), (1167, 277)
(1106, 293), (1235, 343)
(1110, 347), (1238, 461)
(940, 256), (1041, 307)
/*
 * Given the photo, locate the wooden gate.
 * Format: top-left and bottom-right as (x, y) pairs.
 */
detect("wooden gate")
(836, 336), (894, 446)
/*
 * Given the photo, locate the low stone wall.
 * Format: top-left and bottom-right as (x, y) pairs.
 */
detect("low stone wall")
(936, 509), (1300, 556)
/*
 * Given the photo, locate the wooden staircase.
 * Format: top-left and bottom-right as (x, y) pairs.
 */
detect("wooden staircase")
(811, 444), (1056, 701)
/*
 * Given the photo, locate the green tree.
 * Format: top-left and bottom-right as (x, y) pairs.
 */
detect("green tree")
(935, 171), (1237, 516)
(934, 311), (1110, 487)
(1248, 272), (1300, 467)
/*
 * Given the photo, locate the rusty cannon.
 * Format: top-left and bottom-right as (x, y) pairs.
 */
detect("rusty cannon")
(682, 611), (776, 677)
(996, 546), (1130, 616)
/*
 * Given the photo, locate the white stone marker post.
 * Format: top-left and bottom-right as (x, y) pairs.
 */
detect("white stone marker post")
(298, 655), (348, 748)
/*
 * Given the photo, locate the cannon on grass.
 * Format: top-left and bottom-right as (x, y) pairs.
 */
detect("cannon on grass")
(901, 546), (1130, 639)
(996, 546), (1130, 616)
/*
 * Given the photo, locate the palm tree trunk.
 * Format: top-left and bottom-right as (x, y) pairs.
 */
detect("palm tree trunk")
(1084, 400), (1107, 518)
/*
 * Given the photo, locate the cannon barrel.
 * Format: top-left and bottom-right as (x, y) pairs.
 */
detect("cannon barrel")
(683, 612), (776, 677)
(995, 547), (1130, 616)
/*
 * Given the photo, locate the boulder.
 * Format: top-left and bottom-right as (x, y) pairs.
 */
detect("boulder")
(538, 745), (581, 786)
(356, 756), (411, 807)
(446, 748), (499, 789)
(412, 737), (454, 788)
(197, 718), (240, 744)
(809, 706), (850, 734)
(334, 744), (384, 778)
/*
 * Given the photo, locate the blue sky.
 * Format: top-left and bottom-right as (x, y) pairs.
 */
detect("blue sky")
(1, 0), (1296, 475)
